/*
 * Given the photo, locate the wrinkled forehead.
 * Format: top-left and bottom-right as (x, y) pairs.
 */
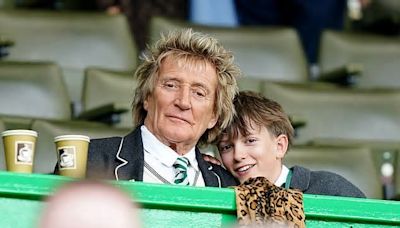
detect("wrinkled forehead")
(160, 53), (216, 74)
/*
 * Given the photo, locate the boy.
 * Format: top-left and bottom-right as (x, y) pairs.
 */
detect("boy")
(216, 91), (365, 197)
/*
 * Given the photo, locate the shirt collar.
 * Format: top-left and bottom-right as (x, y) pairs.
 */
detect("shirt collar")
(141, 125), (199, 171)
(274, 165), (289, 187)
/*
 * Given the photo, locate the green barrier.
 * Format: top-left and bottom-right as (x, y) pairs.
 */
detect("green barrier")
(0, 171), (399, 227)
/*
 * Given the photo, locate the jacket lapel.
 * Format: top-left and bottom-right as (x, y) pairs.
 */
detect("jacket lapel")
(196, 149), (220, 187)
(114, 127), (221, 186)
(114, 126), (144, 181)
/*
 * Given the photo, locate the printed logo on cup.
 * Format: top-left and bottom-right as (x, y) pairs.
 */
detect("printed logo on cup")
(58, 146), (77, 170)
(15, 141), (34, 165)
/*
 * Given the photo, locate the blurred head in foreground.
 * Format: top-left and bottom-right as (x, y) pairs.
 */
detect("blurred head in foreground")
(39, 180), (141, 228)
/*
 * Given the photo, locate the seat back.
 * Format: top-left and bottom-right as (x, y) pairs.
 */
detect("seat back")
(31, 119), (130, 174)
(237, 77), (266, 93)
(262, 82), (400, 145)
(0, 9), (138, 106)
(82, 67), (137, 128)
(150, 16), (308, 82)
(285, 145), (382, 199)
(0, 116), (35, 131)
(0, 61), (71, 120)
(319, 30), (400, 89)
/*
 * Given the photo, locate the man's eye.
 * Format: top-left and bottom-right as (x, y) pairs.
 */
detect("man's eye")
(192, 88), (206, 98)
(163, 81), (178, 89)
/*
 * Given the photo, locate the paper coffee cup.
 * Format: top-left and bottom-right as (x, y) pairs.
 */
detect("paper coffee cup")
(55, 135), (90, 178)
(1, 130), (38, 173)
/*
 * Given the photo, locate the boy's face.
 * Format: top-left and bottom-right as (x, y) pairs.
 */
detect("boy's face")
(217, 124), (287, 183)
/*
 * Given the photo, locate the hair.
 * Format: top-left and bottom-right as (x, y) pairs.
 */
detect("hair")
(132, 28), (240, 144)
(217, 91), (294, 148)
(39, 180), (141, 228)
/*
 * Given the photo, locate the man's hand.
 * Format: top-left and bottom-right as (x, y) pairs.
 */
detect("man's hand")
(202, 154), (222, 165)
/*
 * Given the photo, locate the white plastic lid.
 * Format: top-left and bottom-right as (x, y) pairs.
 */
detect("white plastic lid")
(1, 129), (38, 137)
(54, 135), (90, 142)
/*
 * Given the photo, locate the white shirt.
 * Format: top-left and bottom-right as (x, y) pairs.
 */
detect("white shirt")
(274, 165), (289, 187)
(141, 125), (205, 187)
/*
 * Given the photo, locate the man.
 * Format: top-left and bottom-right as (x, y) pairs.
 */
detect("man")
(216, 91), (365, 197)
(86, 29), (240, 187)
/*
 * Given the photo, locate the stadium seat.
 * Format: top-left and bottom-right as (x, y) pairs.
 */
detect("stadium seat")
(285, 145), (382, 199)
(237, 77), (266, 93)
(31, 119), (131, 174)
(150, 16), (308, 82)
(0, 61), (71, 128)
(319, 30), (400, 89)
(0, 9), (138, 112)
(262, 81), (400, 147)
(80, 67), (137, 128)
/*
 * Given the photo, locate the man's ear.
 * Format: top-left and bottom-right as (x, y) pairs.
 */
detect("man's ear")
(275, 134), (289, 159)
(207, 113), (218, 129)
(143, 96), (149, 111)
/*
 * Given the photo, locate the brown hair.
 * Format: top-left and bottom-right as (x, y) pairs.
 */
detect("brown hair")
(132, 29), (240, 144)
(217, 91), (294, 147)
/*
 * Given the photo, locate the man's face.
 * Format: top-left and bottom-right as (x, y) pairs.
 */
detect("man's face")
(218, 125), (285, 183)
(144, 56), (218, 154)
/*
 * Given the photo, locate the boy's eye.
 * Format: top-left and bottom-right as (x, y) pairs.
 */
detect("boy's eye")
(219, 144), (232, 153)
(245, 138), (257, 144)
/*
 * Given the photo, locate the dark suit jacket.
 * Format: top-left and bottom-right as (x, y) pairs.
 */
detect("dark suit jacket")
(290, 165), (366, 198)
(87, 126), (238, 187)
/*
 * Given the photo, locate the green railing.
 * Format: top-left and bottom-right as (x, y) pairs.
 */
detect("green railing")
(0, 171), (399, 227)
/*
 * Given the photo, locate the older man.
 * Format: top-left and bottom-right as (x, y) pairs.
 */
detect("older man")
(86, 29), (240, 187)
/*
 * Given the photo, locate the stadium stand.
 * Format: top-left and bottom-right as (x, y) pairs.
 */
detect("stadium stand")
(80, 67), (136, 128)
(31, 119), (130, 174)
(0, 61), (71, 129)
(0, 9), (138, 114)
(285, 145), (382, 199)
(237, 77), (265, 93)
(318, 30), (400, 89)
(262, 81), (400, 146)
(149, 16), (309, 82)
(0, 6), (397, 200)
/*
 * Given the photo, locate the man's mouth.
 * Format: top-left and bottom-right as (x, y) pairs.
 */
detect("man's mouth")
(167, 115), (192, 125)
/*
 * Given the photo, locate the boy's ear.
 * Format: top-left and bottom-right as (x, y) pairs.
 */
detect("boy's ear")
(275, 134), (289, 159)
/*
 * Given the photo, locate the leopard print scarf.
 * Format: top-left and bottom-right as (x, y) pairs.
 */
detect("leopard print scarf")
(234, 176), (305, 227)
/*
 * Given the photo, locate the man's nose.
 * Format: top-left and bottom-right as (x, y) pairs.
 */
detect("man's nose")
(175, 86), (191, 110)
